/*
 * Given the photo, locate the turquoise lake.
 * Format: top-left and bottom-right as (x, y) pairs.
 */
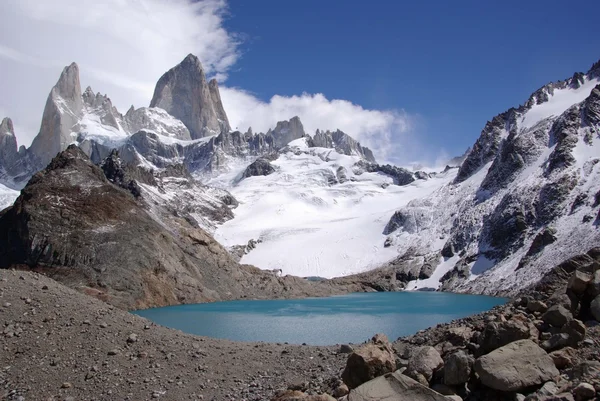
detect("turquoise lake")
(133, 292), (506, 345)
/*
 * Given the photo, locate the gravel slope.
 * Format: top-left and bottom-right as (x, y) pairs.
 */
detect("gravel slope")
(0, 269), (347, 401)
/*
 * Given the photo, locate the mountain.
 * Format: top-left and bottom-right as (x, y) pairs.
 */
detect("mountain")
(0, 55), (598, 299)
(0, 145), (368, 309)
(150, 53), (230, 138)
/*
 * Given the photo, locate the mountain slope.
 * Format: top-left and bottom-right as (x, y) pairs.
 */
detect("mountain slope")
(0, 145), (369, 309)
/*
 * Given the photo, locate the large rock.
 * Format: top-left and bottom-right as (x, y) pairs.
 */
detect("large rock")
(347, 371), (448, 401)
(444, 350), (472, 385)
(543, 305), (573, 327)
(242, 158), (276, 178)
(478, 320), (531, 354)
(342, 334), (396, 389)
(568, 271), (592, 296)
(405, 346), (444, 384)
(150, 54), (230, 139)
(474, 340), (559, 392)
(591, 295), (600, 321)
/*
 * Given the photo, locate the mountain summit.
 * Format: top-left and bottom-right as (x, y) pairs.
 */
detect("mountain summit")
(150, 54), (231, 139)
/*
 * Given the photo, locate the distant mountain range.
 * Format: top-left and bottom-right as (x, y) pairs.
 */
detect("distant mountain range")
(0, 54), (598, 301)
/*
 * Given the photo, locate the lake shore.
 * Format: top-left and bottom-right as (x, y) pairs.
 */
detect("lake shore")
(1, 248), (599, 401)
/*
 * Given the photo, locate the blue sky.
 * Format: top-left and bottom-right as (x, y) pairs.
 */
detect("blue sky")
(1, 0), (599, 165)
(223, 0), (600, 159)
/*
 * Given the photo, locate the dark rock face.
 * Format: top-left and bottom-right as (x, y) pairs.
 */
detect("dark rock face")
(150, 54), (231, 138)
(354, 160), (415, 186)
(99, 149), (146, 198)
(455, 110), (518, 183)
(242, 158), (276, 178)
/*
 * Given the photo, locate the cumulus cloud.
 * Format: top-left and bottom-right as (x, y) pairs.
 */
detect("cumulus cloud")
(0, 0), (238, 145)
(0, 0), (417, 163)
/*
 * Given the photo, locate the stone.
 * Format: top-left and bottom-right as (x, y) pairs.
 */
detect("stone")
(562, 319), (586, 345)
(548, 347), (576, 369)
(444, 350), (472, 385)
(478, 320), (531, 354)
(591, 295), (600, 321)
(61, 382), (72, 389)
(347, 371), (448, 401)
(108, 349), (119, 356)
(474, 340), (559, 392)
(541, 333), (571, 351)
(333, 384), (349, 397)
(573, 382), (596, 400)
(543, 305), (573, 327)
(339, 344), (354, 354)
(406, 346), (444, 384)
(528, 300), (549, 313)
(341, 334), (396, 389)
(127, 333), (138, 343)
(569, 271), (592, 296)
(587, 270), (600, 298)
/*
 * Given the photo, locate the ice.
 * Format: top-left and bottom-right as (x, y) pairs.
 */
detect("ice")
(213, 144), (456, 278)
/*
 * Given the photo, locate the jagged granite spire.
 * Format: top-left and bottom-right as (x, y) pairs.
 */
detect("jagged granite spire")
(150, 54), (231, 139)
(29, 62), (83, 167)
(0, 117), (19, 170)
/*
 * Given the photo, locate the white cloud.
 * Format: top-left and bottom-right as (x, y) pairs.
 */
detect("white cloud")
(0, 0), (418, 164)
(0, 0), (238, 146)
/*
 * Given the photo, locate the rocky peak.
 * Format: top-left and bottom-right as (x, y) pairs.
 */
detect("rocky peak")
(588, 58), (600, 79)
(0, 117), (19, 170)
(0, 117), (14, 136)
(270, 116), (306, 149)
(28, 62), (84, 168)
(309, 128), (375, 162)
(54, 63), (83, 110)
(150, 53), (231, 139)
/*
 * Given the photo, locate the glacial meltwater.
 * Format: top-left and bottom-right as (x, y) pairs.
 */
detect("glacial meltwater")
(133, 292), (506, 345)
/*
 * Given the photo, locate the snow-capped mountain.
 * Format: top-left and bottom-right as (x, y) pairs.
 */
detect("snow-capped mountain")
(0, 54), (598, 296)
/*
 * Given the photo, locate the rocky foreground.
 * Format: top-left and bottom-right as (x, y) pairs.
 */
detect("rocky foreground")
(275, 249), (600, 401)
(1, 250), (599, 401)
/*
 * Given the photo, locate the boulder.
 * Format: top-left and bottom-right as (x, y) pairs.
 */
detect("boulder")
(271, 391), (335, 401)
(548, 347), (576, 369)
(562, 319), (586, 345)
(341, 334), (396, 389)
(347, 371), (448, 401)
(405, 346), (444, 384)
(568, 271), (592, 296)
(479, 320), (531, 354)
(242, 158), (276, 178)
(528, 300), (549, 313)
(542, 305), (573, 327)
(444, 350), (472, 385)
(474, 340), (559, 392)
(573, 382), (596, 400)
(587, 270), (600, 298)
(591, 295), (600, 321)
(541, 333), (571, 352)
